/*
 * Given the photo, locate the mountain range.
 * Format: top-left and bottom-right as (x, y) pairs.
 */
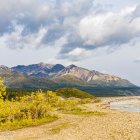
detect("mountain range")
(0, 63), (139, 96)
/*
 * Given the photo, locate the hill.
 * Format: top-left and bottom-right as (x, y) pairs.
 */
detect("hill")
(56, 88), (94, 99)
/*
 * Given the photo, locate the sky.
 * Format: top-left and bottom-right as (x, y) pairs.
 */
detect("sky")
(0, 0), (140, 85)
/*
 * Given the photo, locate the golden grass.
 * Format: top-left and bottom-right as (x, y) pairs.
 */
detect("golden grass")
(49, 122), (69, 134)
(0, 115), (58, 131)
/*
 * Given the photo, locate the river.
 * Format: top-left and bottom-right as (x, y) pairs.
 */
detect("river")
(110, 98), (140, 112)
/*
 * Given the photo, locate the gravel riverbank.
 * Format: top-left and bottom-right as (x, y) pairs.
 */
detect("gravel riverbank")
(0, 96), (140, 140)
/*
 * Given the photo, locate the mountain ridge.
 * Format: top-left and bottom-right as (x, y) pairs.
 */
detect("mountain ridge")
(1, 63), (139, 96)
(0, 63), (137, 89)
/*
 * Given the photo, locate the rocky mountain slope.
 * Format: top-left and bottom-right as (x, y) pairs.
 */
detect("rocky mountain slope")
(12, 63), (65, 78)
(0, 63), (139, 96)
(11, 63), (133, 87)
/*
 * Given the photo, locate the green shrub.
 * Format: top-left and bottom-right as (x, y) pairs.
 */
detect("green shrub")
(56, 88), (94, 99)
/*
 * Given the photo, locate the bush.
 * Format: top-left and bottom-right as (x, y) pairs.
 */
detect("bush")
(0, 78), (6, 100)
(0, 90), (60, 130)
(0, 87), (100, 131)
(56, 88), (94, 99)
(46, 91), (60, 107)
(58, 99), (79, 111)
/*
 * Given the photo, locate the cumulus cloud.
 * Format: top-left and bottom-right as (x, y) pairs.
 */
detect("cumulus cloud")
(0, 0), (93, 48)
(0, 0), (52, 34)
(57, 47), (91, 61)
(78, 6), (140, 47)
(0, 22), (48, 49)
(58, 5), (140, 59)
(0, 0), (140, 61)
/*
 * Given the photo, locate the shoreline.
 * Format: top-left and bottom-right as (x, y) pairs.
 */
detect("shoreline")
(100, 96), (140, 103)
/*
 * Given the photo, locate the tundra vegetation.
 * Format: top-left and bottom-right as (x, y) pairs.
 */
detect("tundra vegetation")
(0, 78), (103, 131)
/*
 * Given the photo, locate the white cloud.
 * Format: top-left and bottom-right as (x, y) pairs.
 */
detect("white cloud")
(68, 48), (91, 61)
(69, 48), (85, 56)
(79, 6), (140, 47)
(0, 23), (48, 49)
(57, 47), (91, 61)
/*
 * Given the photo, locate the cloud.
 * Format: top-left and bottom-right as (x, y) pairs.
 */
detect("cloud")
(58, 5), (140, 60)
(0, 0), (52, 33)
(134, 57), (140, 63)
(78, 6), (140, 47)
(0, 0), (93, 49)
(57, 47), (91, 61)
(0, 0), (140, 61)
(0, 0), (93, 35)
(0, 22), (48, 49)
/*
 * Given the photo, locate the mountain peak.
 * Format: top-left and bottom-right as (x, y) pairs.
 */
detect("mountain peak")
(67, 64), (77, 69)
(0, 63), (137, 96)
(12, 63), (65, 78)
(0, 65), (9, 70)
(53, 64), (65, 67)
(7, 63), (135, 88)
(38, 62), (54, 69)
(38, 62), (46, 66)
(50, 64), (65, 72)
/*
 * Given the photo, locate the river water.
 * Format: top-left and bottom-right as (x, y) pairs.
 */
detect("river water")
(110, 99), (140, 112)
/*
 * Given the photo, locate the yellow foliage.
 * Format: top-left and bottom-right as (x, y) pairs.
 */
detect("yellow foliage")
(0, 88), (99, 131)
(0, 78), (6, 99)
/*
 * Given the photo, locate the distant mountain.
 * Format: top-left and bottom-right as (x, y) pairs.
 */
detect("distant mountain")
(0, 65), (9, 70)
(11, 63), (133, 87)
(0, 66), (57, 89)
(12, 63), (65, 78)
(0, 63), (139, 96)
(7, 63), (134, 87)
(54, 64), (133, 87)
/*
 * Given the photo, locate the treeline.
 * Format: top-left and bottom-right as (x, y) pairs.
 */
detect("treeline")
(6, 87), (95, 100)
(6, 88), (57, 100)
(6, 88), (40, 100)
